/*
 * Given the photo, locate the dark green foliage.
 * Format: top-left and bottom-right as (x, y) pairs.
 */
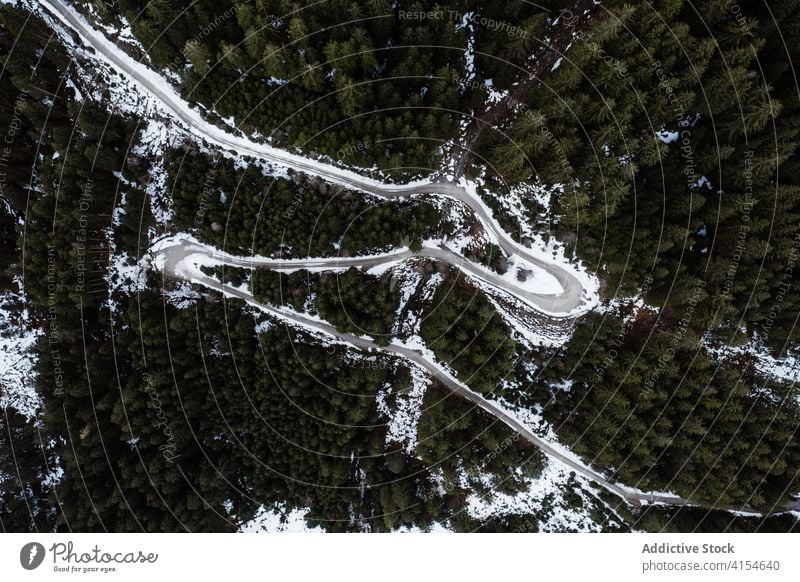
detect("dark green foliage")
(114, 0), (504, 173)
(251, 266), (399, 342)
(5, 0), (800, 534)
(113, 188), (156, 258)
(542, 311), (800, 510)
(0, 408), (58, 532)
(481, 1), (800, 350)
(0, 192), (18, 284)
(466, 0), (800, 513)
(420, 272), (515, 393)
(109, 288), (443, 532)
(314, 268), (399, 342)
(416, 384), (545, 496)
(637, 506), (800, 533)
(0, 4), (488, 532)
(0, 9), (448, 527)
(200, 265), (249, 288)
(168, 150), (440, 257)
(250, 268), (310, 310)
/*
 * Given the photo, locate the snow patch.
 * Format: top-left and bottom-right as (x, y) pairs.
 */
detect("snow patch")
(0, 287), (42, 421)
(376, 365), (429, 454)
(239, 503), (323, 533)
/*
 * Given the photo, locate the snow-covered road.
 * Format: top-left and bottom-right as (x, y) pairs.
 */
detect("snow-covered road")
(156, 238), (800, 514)
(38, 0), (800, 515)
(153, 235), (574, 313)
(154, 237), (689, 509)
(42, 0), (596, 317)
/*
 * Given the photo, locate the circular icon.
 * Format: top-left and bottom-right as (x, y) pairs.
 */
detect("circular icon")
(20, 542), (46, 570)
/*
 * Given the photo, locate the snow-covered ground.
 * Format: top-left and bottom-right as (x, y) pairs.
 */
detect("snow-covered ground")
(393, 521), (453, 533)
(432, 191), (566, 297)
(131, 120), (180, 223)
(466, 460), (624, 532)
(481, 289), (572, 348)
(396, 271), (442, 339)
(238, 503), (323, 533)
(107, 251), (149, 296)
(705, 334), (800, 404)
(0, 287), (42, 420)
(376, 365), (429, 455)
(71, 0), (141, 49)
(460, 178), (599, 311)
(162, 281), (202, 309)
(595, 294), (654, 324)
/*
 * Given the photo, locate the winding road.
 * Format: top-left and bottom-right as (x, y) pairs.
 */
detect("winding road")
(155, 236), (689, 510)
(40, 0), (799, 515)
(158, 236), (580, 314)
(158, 239), (800, 513)
(42, 0), (593, 318)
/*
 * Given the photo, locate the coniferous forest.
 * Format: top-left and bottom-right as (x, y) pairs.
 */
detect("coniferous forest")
(1, 0), (799, 536)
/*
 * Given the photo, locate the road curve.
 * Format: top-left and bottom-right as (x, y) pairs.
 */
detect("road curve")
(158, 236), (575, 314)
(42, 0), (592, 317)
(45, 0), (799, 516)
(154, 238), (685, 509)
(158, 239), (800, 515)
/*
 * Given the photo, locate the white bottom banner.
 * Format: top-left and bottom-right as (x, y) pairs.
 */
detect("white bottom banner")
(1, 533), (797, 581)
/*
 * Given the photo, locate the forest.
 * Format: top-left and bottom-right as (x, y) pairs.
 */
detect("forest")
(538, 310), (800, 510)
(420, 271), (516, 394)
(1, 0), (799, 534)
(251, 266), (400, 341)
(87, 0), (487, 174)
(0, 4), (551, 532)
(168, 149), (441, 257)
(463, 0), (800, 512)
(479, 1), (800, 350)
